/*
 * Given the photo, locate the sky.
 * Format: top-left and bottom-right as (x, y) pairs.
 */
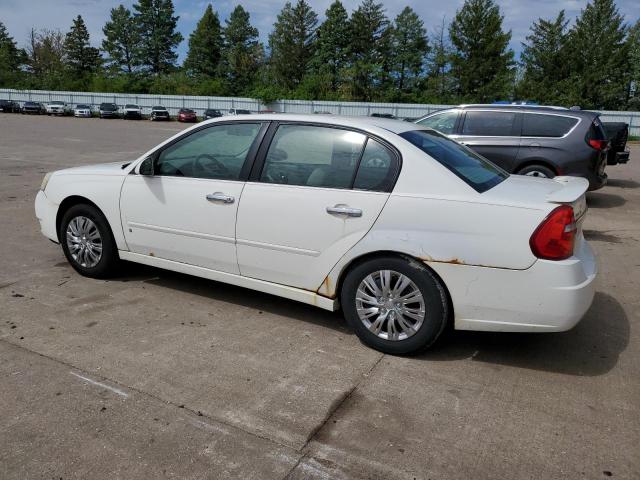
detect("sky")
(1, 0), (639, 62)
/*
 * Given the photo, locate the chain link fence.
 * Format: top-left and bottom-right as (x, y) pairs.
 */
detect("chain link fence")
(2, 88), (638, 136)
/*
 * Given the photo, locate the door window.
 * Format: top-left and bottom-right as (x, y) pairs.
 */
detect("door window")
(353, 139), (396, 191)
(155, 123), (262, 180)
(461, 111), (517, 136)
(522, 114), (578, 137)
(260, 125), (366, 189)
(416, 110), (458, 134)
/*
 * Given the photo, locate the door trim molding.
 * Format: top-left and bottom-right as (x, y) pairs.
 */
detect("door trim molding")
(128, 221), (235, 244)
(236, 238), (320, 257)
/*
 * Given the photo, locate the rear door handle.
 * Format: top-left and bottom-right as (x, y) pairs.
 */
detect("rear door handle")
(206, 192), (234, 204)
(326, 205), (362, 217)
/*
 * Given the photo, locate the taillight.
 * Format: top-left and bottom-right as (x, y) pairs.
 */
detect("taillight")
(530, 205), (576, 260)
(588, 138), (608, 151)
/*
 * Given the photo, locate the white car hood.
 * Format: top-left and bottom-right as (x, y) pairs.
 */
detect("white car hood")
(56, 161), (131, 176)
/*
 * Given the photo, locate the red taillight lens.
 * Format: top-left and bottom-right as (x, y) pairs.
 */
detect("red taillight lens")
(530, 205), (576, 260)
(588, 139), (608, 151)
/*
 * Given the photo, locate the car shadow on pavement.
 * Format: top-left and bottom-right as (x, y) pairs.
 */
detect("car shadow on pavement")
(606, 178), (639, 189)
(114, 262), (351, 334)
(420, 292), (629, 377)
(586, 191), (626, 208)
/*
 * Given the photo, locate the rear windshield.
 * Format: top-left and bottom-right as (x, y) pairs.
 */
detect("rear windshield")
(522, 113), (578, 137)
(400, 130), (508, 192)
(586, 116), (607, 141)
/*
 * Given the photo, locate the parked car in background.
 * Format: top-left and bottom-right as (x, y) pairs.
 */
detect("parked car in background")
(123, 104), (142, 120)
(602, 122), (630, 166)
(177, 108), (197, 123)
(22, 101), (46, 114)
(35, 114), (596, 354)
(0, 99), (20, 113)
(46, 101), (71, 116)
(73, 104), (92, 118)
(204, 109), (222, 119)
(99, 103), (119, 119)
(371, 113), (396, 119)
(415, 105), (609, 190)
(150, 106), (170, 121)
(228, 108), (251, 115)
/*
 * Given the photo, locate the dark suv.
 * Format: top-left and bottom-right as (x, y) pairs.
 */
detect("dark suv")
(415, 105), (609, 190)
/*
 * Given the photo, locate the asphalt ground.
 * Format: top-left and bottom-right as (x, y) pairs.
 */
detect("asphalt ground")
(1, 114), (638, 479)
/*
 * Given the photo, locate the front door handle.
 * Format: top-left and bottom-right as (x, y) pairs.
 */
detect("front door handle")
(326, 205), (362, 217)
(206, 192), (234, 204)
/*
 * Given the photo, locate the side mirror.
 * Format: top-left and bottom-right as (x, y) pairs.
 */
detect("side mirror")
(139, 156), (154, 176)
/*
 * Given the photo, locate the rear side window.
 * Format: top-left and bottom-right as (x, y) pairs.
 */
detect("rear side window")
(461, 111), (517, 136)
(353, 139), (396, 191)
(522, 114), (578, 137)
(400, 130), (508, 193)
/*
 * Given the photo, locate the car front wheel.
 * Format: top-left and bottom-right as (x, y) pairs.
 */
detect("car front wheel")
(341, 256), (449, 355)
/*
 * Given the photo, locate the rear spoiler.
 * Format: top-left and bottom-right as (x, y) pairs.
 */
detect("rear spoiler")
(546, 176), (589, 203)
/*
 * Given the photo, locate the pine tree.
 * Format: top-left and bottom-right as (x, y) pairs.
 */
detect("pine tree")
(627, 20), (640, 109)
(309, 0), (350, 92)
(64, 15), (101, 75)
(424, 17), (454, 102)
(449, 0), (514, 102)
(0, 22), (25, 86)
(268, 0), (318, 91)
(566, 0), (630, 109)
(184, 4), (222, 77)
(102, 5), (140, 73)
(390, 6), (428, 96)
(348, 0), (390, 100)
(221, 5), (263, 94)
(518, 11), (570, 104)
(133, 0), (183, 74)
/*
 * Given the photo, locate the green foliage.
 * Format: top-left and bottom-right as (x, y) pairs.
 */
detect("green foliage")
(184, 4), (223, 77)
(309, 0), (350, 92)
(133, 0), (183, 74)
(102, 5), (140, 73)
(422, 17), (456, 103)
(268, 0), (318, 90)
(390, 7), (429, 96)
(627, 20), (640, 110)
(449, 0), (515, 102)
(64, 15), (101, 76)
(0, 22), (26, 87)
(25, 29), (67, 89)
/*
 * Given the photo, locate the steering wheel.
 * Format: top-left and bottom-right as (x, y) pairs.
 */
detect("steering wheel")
(192, 153), (229, 178)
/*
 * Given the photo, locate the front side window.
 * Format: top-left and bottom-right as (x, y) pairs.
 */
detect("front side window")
(260, 125), (366, 189)
(155, 123), (262, 180)
(416, 110), (459, 135)
(461, 111), (517, 136)
(522, 114), (578, 137)
(400, 129), (508, 193)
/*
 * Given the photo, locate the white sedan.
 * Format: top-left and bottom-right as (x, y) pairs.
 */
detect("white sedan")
(35, 115), (597, 354)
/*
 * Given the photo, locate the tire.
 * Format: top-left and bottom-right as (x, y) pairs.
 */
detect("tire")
(59, 204), (120, 279)
(340, 256), (449, 355)
(517, 164), (556, 179)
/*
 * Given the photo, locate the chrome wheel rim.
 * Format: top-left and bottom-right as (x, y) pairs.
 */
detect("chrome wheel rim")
(66, 216), (102, 268)
(524, 170), (549, 178)
(355, 270), (426, 341)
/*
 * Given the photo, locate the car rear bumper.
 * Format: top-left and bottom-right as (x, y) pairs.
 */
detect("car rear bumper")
(428, 234), (597, 332)
(35, 190), (59, 243)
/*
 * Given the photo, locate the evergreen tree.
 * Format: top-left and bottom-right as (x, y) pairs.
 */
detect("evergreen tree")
(566, 0), (629, 109)
(518, 11), (571, 105)
(26, 29), (66, 88)
(309, 0), (350, 93)
(424, 17), (454, 102)
(390, 6), (428, 96)
(0, 22), (26, 86)
(627, 20), (640, 109)
(184, 4), (222, 77)
(221, 5), (263, 95)
(64, 15), (101, 75)
(268, 0), (318, 91)
(449, 0), (514, 102)
(133, 0), (183, 74)
(348, 0), (390, 100)
(102, 5), (140, 73)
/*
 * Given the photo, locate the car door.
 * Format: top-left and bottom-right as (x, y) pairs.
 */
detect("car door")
(120, 121), (266, 274)
(235, 123), (399, 291)
(451, 110), (522, 172)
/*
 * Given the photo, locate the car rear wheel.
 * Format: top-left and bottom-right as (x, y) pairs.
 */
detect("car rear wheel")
(60, 204), (120, 278)
(517, 164), (555, 179)
(341, 256), (449, 354)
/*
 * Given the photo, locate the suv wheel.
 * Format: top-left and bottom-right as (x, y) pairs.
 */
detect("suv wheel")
(517, 164), (555, 178)
(60, 204), (120, 278)
(341, 256), (448, 355)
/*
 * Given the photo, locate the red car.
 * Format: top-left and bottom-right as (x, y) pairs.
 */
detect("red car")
(177, 108), (198, 123)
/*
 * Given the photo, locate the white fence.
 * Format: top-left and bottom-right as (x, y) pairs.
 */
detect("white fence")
(1, 88), (639, 136)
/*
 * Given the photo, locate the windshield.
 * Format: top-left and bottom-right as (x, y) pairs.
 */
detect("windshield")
(399, 129), (508, 192)
(125, 104), (138, 108)
(76, 105), (90, 109)
(100, 104), (116, 110)
(153, 106), (166, 110)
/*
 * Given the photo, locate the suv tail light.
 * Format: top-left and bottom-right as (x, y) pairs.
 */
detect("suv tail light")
(530, 205), (576, 260)
(588, 138), (608, 151)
